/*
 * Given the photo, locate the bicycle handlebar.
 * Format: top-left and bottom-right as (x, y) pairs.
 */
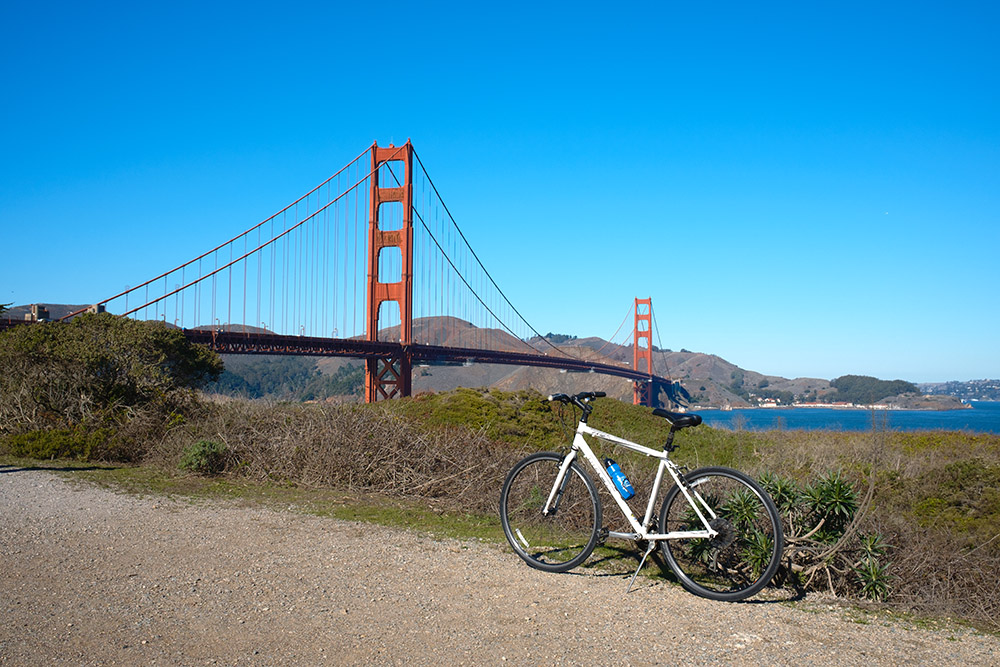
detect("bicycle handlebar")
(547, 391), (606, 405)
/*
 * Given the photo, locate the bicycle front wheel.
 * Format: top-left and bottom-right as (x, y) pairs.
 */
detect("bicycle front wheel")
(499, 452), (602, 573)
(658, 466), (784, 601)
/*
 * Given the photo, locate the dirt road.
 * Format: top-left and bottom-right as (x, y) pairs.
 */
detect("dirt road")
(1, 466), (997, 665)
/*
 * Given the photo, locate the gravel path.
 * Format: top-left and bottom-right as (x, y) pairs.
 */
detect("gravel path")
(1, 465), (997, 666)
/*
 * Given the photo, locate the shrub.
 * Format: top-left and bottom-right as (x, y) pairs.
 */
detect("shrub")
(0, 313), (221, 434)
(148, 399), (528, 516)
(760, 470), (892, 601)
(5, 427), (113, 460)
(179, 439), (229, 475)
(0, 313), (222, 462)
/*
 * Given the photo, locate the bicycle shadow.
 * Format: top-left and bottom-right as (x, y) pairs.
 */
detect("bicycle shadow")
(0, 463), (118, 475)
(579, 543), (803, 604)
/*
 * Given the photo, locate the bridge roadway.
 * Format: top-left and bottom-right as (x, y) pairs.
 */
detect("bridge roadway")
(183, 329), (664, 384)
(0, 319), (664, 386)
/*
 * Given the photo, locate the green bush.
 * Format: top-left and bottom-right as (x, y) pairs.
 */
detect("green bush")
(0, 313), (222, 463)
(5, 427), (112, 460)
(179, 439), (229, 475)
(0, 313), (222, 434)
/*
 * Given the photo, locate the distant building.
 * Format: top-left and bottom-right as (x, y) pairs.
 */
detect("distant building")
(25, 304), (50, 322)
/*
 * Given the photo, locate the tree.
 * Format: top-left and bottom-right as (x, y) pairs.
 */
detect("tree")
(830, 375), (918, 405)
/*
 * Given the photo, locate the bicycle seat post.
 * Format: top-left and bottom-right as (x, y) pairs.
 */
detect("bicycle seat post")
(663, 427), (679, 453)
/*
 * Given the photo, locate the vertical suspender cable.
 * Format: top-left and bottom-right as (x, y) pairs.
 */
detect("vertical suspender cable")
(226, 243), (231, 327)
(353, 166), (359, 337)
(242, 235), (247, 331)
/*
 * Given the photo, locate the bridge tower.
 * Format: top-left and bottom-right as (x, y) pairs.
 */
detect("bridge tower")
(365, 141), (414, 402)
(632, 297), (654, 406)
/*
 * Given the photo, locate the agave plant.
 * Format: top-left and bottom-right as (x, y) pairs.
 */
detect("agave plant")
(814, 471), (859, 526)
(742, 529), (776, 579)
(755, 468), (894, 604)
(857, 532), (890, 560)
(853, 557), (892, 601)
(759, 471), (801, 517)
(798, 471), (859, 541)
(721, 487), (763, 530)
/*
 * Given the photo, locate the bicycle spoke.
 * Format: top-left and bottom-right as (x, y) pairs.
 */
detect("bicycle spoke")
(659, 467), (783, 601)
(500, 453), (601, 573)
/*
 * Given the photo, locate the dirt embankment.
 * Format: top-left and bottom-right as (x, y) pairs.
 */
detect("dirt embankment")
(1, 467), (997, 666)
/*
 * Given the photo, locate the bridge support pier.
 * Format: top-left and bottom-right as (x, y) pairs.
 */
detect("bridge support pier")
(634, 379), (653, 407)
(366, 354), (412, 402)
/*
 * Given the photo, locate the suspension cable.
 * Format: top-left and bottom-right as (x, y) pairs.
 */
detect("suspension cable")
(410, 148), (579, 358)
(61, 145), (374, 321)
(592, 304), (634, 357)
(115, 151), (381, 319)
(651, 305), (670, 380)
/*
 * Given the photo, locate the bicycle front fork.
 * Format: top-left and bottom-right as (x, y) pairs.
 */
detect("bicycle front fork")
(542, 450), (577, 516)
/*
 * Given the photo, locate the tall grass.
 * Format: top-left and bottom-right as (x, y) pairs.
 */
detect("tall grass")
(144, 396), (527, 517)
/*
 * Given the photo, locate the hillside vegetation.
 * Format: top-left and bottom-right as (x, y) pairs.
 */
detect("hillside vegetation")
(2, 320), (998, 629)
(829, 375), (919, 404)
(211, 355), (363, 401)
(0, 313), (221, 460)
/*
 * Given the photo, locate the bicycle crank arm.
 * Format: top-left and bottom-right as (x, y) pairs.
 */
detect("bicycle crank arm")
(607, 531), (641, 540)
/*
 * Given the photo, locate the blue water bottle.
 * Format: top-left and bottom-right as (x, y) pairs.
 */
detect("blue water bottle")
(604, 458), (635, 500)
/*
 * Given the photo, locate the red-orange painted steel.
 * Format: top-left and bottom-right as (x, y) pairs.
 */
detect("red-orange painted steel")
(365, 141), (415, 402)
(633, 297), (654, 406)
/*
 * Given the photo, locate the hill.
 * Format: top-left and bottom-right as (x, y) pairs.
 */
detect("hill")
(919, 379), (1000, 401)
(205, 316), (837, 407)
(5, 304), (963, 408)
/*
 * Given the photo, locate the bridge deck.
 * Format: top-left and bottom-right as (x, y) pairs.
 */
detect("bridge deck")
(184, 329), (663, 384)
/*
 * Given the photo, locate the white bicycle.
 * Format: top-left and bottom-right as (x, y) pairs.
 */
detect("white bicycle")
(499, 391), (784, 601)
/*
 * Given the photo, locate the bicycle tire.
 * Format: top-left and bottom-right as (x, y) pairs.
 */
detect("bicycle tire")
(658, 466), (784, 601)
(499, 452), (602, 573)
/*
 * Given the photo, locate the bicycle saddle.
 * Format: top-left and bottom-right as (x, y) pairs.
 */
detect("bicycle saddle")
(651, 409), (703, 429)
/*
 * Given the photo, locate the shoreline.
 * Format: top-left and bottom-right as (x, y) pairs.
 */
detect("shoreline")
(693, 402), (980, 412)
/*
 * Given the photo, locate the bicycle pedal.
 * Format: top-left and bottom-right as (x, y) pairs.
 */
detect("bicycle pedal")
(597, 527), (609, 546)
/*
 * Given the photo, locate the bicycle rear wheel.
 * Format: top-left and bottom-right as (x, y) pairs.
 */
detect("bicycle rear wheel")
(658, 466), (783, 601)
(499, 452), (602, 573)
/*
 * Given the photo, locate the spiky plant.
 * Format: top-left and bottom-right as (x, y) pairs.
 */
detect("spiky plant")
(721, 487), (763, 530)
(759, 471), (801, 516)
(742, 529), (776, 579)
(853, 557), (892, 601)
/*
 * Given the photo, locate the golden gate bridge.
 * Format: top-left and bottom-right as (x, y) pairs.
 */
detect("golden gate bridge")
(44, 141), (674, 405)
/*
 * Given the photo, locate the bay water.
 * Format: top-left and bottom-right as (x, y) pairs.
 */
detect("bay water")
(695, 400), (1000, 434)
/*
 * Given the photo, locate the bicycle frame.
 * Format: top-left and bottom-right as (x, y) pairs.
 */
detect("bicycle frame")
(544, 421), (719, 542)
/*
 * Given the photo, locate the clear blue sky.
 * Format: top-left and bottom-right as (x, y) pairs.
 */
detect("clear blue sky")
(2, 1), (997, 383)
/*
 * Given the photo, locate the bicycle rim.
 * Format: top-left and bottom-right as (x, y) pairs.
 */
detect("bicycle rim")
(658, 467), (783, 601)
(500, 452), (601, 573)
